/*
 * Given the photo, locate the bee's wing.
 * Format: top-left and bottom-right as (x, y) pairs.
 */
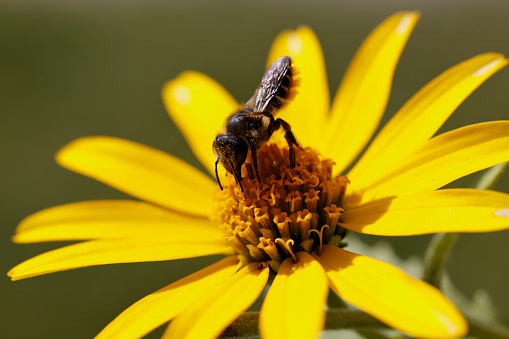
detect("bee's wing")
(253, 56), (292, 114)
(244, 88), (258, 110)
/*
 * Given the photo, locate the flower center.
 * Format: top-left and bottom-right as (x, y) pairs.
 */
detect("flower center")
(215, 143), (350, 272)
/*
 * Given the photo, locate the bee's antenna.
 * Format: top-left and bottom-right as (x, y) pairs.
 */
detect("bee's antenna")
(215, 159), (223, 191)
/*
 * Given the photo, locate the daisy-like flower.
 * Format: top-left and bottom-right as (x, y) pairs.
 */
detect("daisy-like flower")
(9, 11), (509, 339)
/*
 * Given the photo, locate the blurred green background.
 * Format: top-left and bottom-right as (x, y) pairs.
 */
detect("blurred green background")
(2, 1), (509, 338)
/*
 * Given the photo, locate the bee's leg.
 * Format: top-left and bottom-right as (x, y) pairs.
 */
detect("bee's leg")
(246, 163), (255, 180)
(289, 146), (296, 169)
(227, 158), (244, 192)
(274, 118), (299, 148)
(249, 142), (262, 183)
(274, 118), (299, 168)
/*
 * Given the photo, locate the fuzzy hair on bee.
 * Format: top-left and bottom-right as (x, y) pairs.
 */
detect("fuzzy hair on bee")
(213, 56), (300, 192)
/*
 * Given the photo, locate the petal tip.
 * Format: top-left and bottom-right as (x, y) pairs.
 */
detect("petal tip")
(473, 55), (508, 77)
(396, 11), (421, 35)
(494, 208), (509, 218)
(162, 71), (195, 102)
(54, 137), (83, 166)
(438, 311), (468, 339)
(11, 234), (23, 244)
(7, 266), (20, 281)
(170, 83), (192, 106)
(295, 25), (314, 34)
(54, 136), (102, 167)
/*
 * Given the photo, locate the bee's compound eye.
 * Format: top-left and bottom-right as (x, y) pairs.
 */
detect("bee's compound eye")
(213, 134), (248, 174)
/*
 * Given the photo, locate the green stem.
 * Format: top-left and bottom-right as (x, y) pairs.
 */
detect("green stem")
(475, 162), (508, 190)
(423, 162), (508, 289)
(467, 316), (509, 339)
(423, 232), (459, 289)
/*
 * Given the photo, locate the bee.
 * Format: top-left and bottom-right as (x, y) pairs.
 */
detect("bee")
(213, 56), (299, 192)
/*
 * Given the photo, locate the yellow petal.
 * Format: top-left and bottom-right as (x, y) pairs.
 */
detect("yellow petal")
(266, 26), (329, 148)
(353, 121), (509, 204)
(96, 256), (240, 339)
(324, 11), (420, 173)
(341, 189), (509, 235)
(313, 245), (467, 338)
(56, 136), (216, 217)
(8, 238), (232, 280)
(349, 53), (508, 186)
(13, 200), (217, 243)
(259, 252), (328, 339)
(163, 262), (269, 339)
(162, 71), (238, 175)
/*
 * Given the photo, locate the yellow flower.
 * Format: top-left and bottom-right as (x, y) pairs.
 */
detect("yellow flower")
(8, 11), (509, 339)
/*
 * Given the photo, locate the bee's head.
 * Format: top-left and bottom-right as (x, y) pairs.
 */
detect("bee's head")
(212, 134), (248, 191)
